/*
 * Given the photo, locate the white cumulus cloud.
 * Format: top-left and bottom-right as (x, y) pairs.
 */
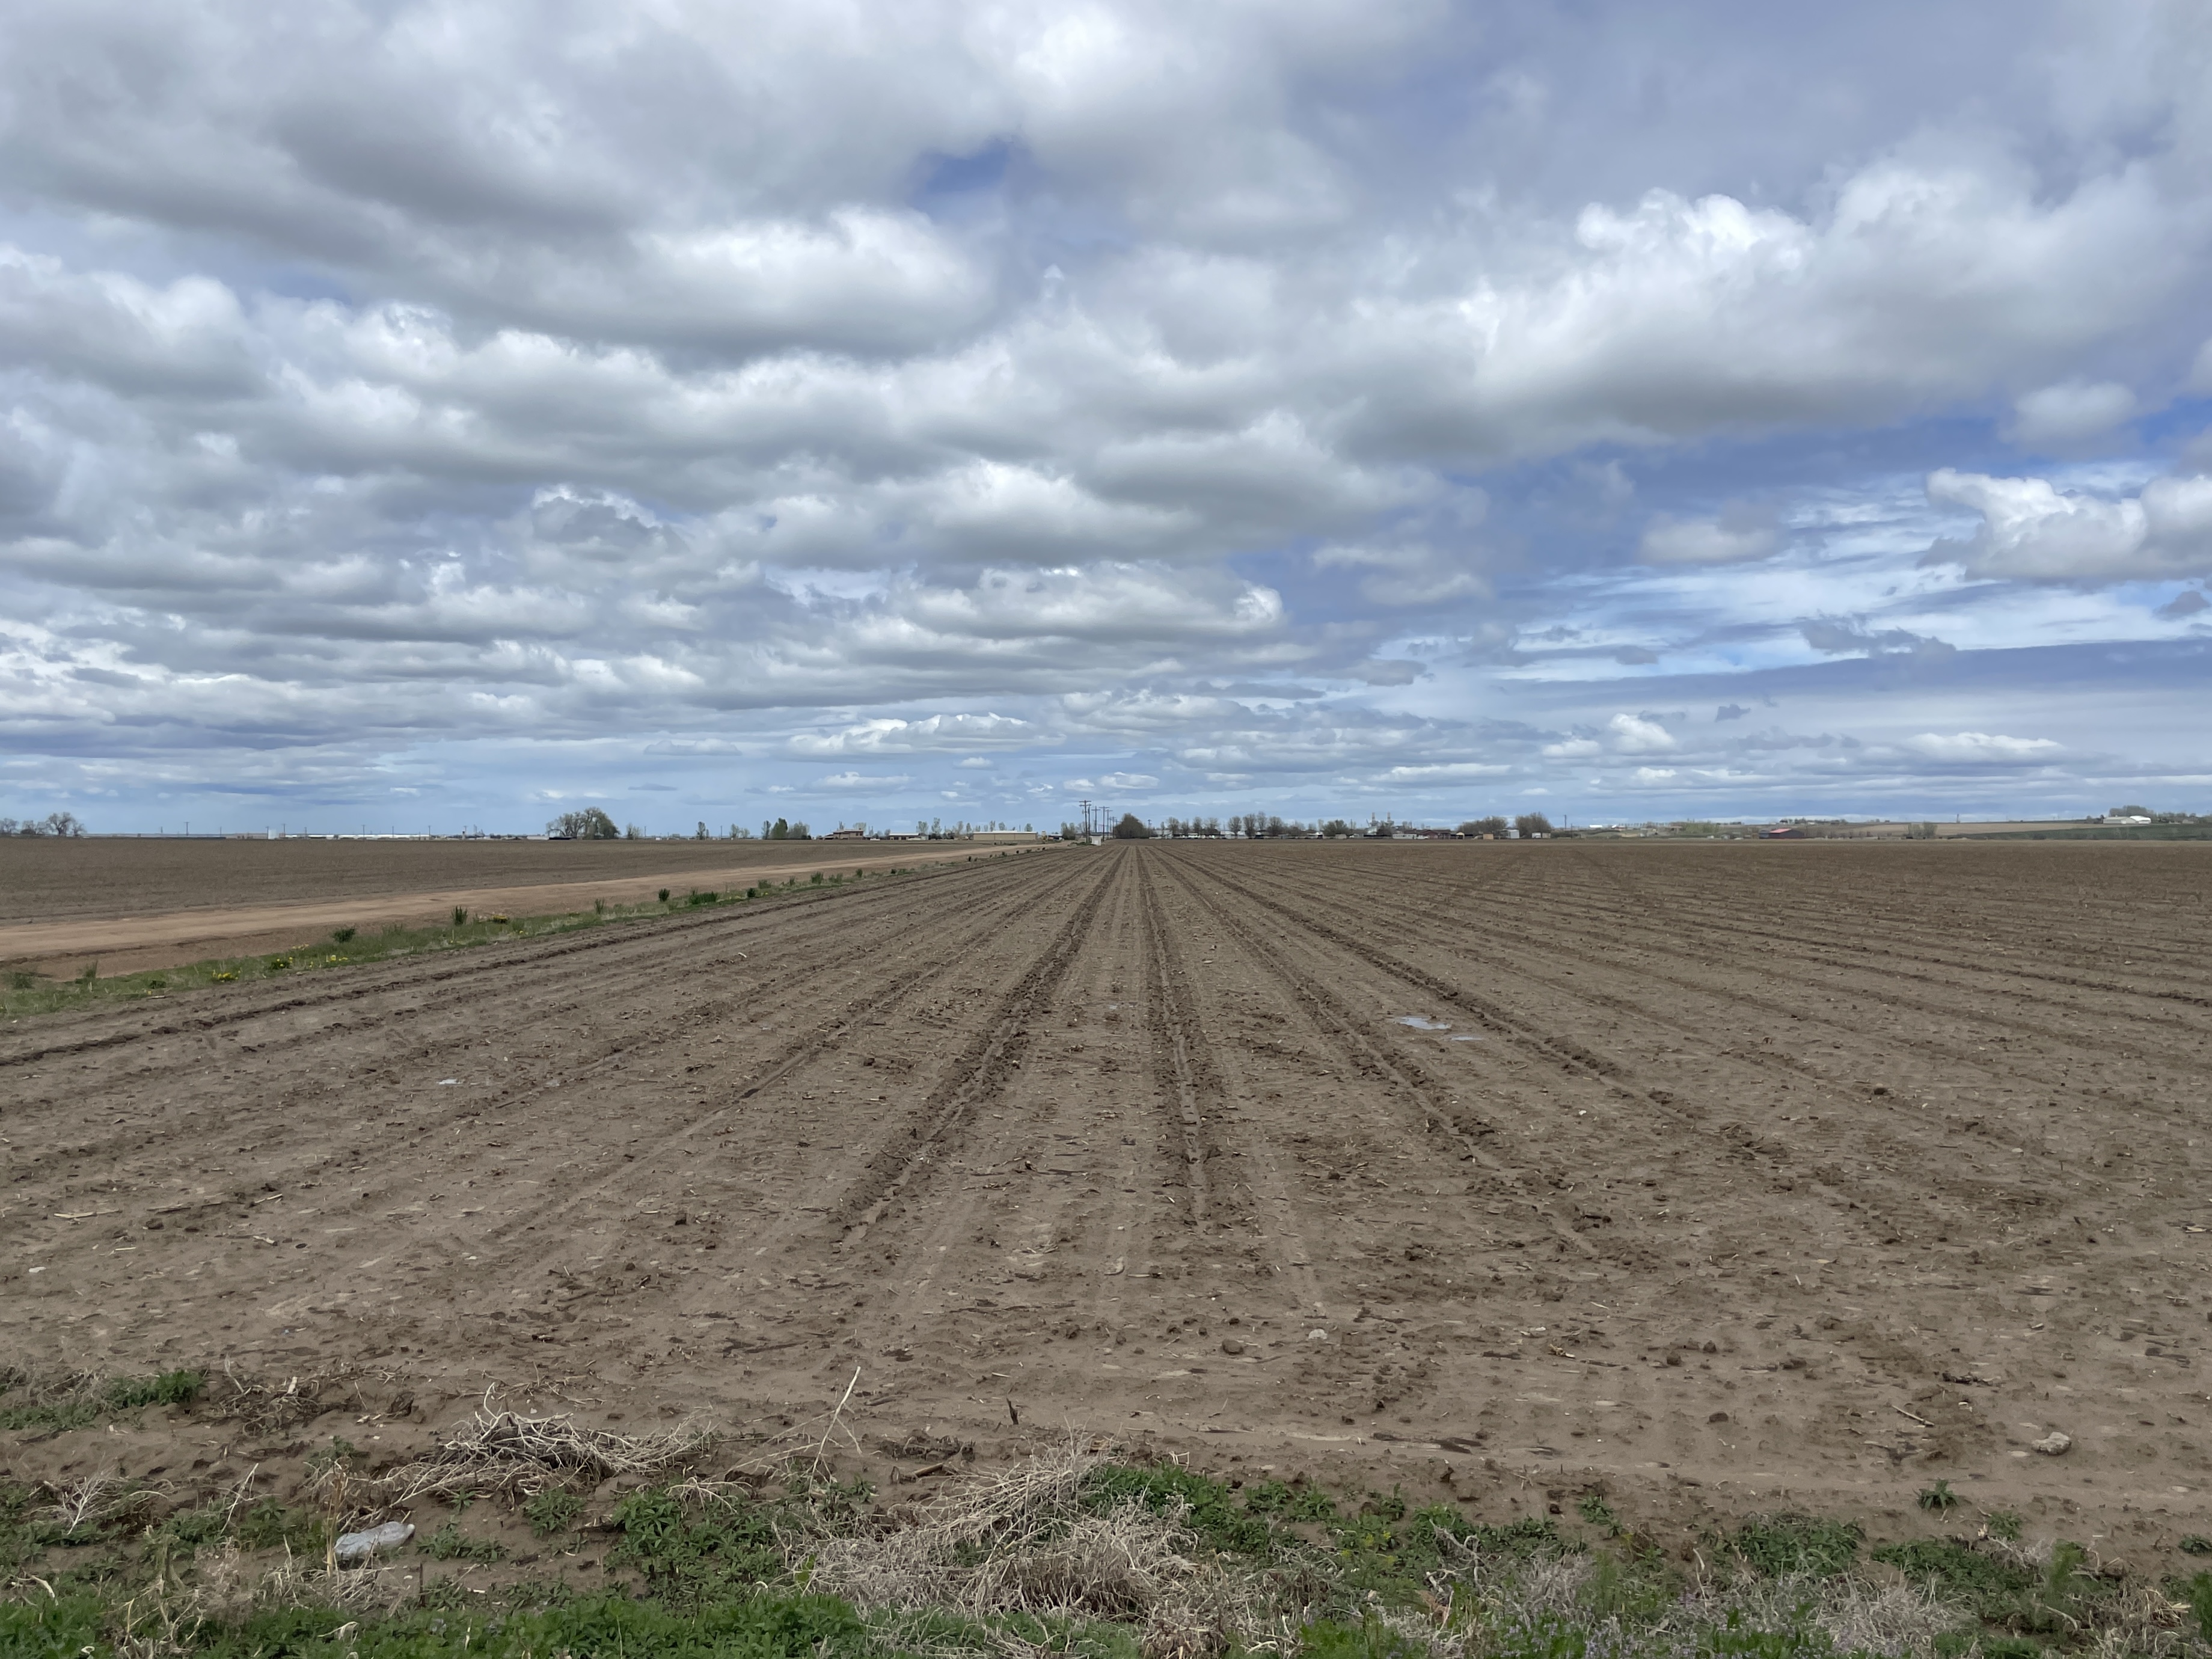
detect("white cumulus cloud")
(1606, 712), (1679, 753)
(1926, 468), (2212, 580)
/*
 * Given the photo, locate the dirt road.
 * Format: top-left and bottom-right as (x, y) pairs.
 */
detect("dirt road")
(3, 841), (2206, 1549)
(0, 839), (1026, 976)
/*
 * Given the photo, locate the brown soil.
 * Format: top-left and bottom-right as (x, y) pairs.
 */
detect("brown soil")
(3, 841), (2206, 1556)
(0, 838), (1012, 977)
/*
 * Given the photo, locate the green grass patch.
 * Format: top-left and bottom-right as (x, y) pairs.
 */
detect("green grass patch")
(605, 1478), (866, 1613)
(1869, 1535), (2115, 1639)
(1242, 1479), (1338, 1523)
(231, 1496), (327, 1556)
(1722, 1513), (1864, 1579)
(0, 1369), (204, 1432)
(417, 1519), (504, 1562)
(0, 1590), (107, 1659)
(174, 1590), (868, 1659)
(1079, 1464), (1275, 1557)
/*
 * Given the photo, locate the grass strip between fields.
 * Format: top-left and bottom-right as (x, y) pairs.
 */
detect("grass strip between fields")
(0, 857), (961, 1023)
(5, 1372), (2211, 1659)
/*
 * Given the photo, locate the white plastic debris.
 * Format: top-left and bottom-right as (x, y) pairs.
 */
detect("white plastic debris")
(334, 1520), (414, 1564)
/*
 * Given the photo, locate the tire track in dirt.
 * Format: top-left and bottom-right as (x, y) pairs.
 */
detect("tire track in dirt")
(827, 855), (1117, 1252)
(1181, 853), (1634, 1096)
(474, 854), (1108, 1253)
(1232, 854), (2177, 1219)
(1136, 853), (1225, 1230)
(2, 862), (1068, 1201)
(0, 875), (939, 1070)
(1120, 851), (1322, 1317)
(0, 856), (1092, 1352)
(1178, 852), (1947, 1262)
(1482, 845), (2212, 1009)
(11, 841), (2211, 1544)
(1153, 850), (1602, 1261)
(1422, 841), (2211, 997)
(1338, 851), (2212, 1060)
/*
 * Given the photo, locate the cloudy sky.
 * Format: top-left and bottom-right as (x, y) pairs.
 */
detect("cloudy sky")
(4, 0), (2210, 834)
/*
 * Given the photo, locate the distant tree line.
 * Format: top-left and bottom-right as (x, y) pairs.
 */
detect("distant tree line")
(1, 811), (86, 836)
(1058, 809), (1564, 841)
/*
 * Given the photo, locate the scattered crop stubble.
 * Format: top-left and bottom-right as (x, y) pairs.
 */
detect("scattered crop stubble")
(0, 839), (2207, 1562)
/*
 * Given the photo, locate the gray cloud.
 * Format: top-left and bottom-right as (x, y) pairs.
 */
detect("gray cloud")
(1638, 503), (1779, 565)
(2156, 587), (2209, 619)
(1, 0), (2209, 821)
(1799, 618), (1957, 661)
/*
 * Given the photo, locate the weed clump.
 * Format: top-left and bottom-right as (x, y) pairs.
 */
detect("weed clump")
(105, 1369), (205, 1409)
(1722, 1512), (1864, 1579)
(419, 1518), (505, 1562)
(232, 1494), (326, 1554)
(1243, 1479), (1338, 1523)
(0, 1368), (204, 1432)
(606, 1485), (791, 1609)
(523, 1486), (583, 1537)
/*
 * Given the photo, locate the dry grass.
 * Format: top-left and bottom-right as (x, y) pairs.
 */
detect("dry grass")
(205, 1361), (358, 1435)
(803, 1443), (1259, 1659)
(381, 1404), (714, 1501)
(103, 1539), (411, 1659)
(41, 1470), (159, 1534)
(1408, 1538), (1965, 1659)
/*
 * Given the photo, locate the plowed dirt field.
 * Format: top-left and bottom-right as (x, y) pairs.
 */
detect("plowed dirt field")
(4, 840), (2208, 1551)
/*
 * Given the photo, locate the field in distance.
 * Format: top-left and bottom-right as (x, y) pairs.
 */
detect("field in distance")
(0, 833), (1000, 925)
(0, 835), (1020, 975)
(2, 839), (2206, 1555)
